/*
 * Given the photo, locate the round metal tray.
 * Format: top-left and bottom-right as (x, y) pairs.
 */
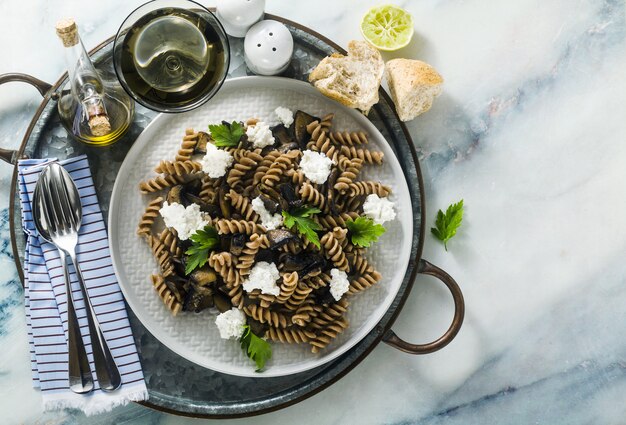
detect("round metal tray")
(1, 14), (464, 418)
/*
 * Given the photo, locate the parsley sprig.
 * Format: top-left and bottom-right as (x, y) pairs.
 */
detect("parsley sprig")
(431, 200), (464, 251)
(184, 226), (219, 275)
(240, 325), (272, 372)
(282, 206), (322, 248)
(208, 121), (244, 147)
(345, 217), (386, 247)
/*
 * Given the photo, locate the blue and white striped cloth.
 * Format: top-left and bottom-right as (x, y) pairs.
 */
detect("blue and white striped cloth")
(18, 155), (147, 415)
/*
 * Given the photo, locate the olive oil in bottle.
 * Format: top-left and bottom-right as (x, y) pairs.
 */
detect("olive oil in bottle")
(118, 7), (227, 110)
(56, 18), (134, 146)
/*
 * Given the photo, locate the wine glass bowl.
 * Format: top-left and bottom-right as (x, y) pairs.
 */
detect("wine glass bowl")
(113, 0), (230, 113)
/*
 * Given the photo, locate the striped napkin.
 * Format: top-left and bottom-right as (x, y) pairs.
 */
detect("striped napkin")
(18, 155), (148, 415)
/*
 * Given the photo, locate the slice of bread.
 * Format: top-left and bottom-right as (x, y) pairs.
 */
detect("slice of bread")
(309, 41), (384, 115)
(385, 59), (443, 122)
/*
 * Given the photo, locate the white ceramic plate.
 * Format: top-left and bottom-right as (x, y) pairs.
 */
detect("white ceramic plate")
(109, 76), (413, 377)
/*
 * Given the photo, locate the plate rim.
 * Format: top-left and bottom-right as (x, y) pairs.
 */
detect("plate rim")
(108, 75), (414, 377)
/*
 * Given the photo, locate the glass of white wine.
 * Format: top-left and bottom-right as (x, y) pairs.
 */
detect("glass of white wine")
(113, 0), (230, 113)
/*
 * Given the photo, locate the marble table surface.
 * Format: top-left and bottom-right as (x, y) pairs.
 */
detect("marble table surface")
(2, 0), (626, 424)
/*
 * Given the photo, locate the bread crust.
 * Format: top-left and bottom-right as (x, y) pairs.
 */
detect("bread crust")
(308, 41), (384, 114)
(385, 58), (443, 121)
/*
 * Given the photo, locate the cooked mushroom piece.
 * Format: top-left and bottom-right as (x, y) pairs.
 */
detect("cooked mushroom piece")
(280, 253), (327, 276)
(267, 229), (299, 249)
(195, 131), (211, 154)
(256, 248), (278, 264)
(190, 266), (217, 286)
(294, 110), (319, 148)
(314, 286), (335, 306)
(213, 291), (232, 313)
(248, 319), (268, 337)
(166, 185), (184, 205)
(259, 194), (280, 214)
(218, 186), (231, 218)
(185, 193), (220, 215)
(278, 142), (299, 153)
(278, 183), (303, 209)
(183, 283), (214, 313)
(324, 168), (340, 215)
(271, 124), (293, 147)
(230, 233), (247, 256)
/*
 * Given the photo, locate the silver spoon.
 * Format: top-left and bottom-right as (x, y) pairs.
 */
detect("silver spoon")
(34, 163), (122, 392)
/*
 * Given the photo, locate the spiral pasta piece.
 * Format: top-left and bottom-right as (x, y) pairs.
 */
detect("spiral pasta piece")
(199, 176), (218, 203)
(348, 181), (391, 197)
(209, 251), (242, 287)
(301, 273), (331, 290)
(276, 271), (298, 303)
(298, 182), (326, 212)
(284, 282), (313, 310)
(334, 158), (363, 194)
(340, 146), (384, 165)
(310, 317), (349, 353)
(291, 299), (320, 327)
(158, 227), (183, 258)
(151, 274), (182, 316)
(154, 160), (202, 176)
(148, 235), (174, 277)
(227, 149), (264, 189)
(347, 269), (382, 295)
(214, 219), (265, 235)
(315, 212), (360, 229)
(236, 233), (268, 276)
(320, 231), (349, 271)
(228, 189), (259, 222)
(286, 168), (306, 186)
(137, 196), (163, 237)
(253, 150), (281, 185)
(139, 174), (188, 194)
(347, 253), (375, 275)
(266, 327), (316, 344)
(243, 304), (289, 328)
(175, 128), (199, 162)
(261, 150), (301, 187)
(330, 130), (368, 146)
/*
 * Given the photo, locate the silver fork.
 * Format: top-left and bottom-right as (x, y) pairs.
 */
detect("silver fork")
(38, 163), (122, 392)
(34, 168), (93, 394)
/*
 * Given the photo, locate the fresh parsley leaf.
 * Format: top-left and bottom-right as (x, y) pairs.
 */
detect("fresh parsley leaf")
(240, 325), (272, 372)
(208, 121), (244, 147)
(345, 217), (386, 248)
(430, 200), (464, 251)
(184, 226), (219, 275)
(282, 206), (322, 248)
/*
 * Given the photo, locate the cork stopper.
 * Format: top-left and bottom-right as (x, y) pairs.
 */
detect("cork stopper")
(89, 115), (112, 137)
(56, 18), (79, 47)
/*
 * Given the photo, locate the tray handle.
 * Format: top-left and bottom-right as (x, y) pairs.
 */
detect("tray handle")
(383, 259), (465, 354)
(0, 73), (55, 164)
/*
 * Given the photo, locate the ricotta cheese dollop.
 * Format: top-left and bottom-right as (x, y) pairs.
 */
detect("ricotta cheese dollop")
(251, 197), (283, 230)
(274, 106), (294, 127)
(242, 261), (281, 296)
(329, 268), (350, 301)
(159, 201), (209, 240)
(246, 121), (275, 149)
(200, 142), (234, 178)
(299, 150), (334, 184)
(362, 194), (396, 225)
(215, 307), (246, 340)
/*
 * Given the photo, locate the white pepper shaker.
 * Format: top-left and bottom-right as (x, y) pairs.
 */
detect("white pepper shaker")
(244, 20), (294, 76)
(216, 0), (265, 38)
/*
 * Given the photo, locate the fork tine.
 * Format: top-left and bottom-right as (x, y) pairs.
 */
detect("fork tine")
(54, 166), (77, 230)
(40, 169), (58, 235)
(48, 166), (70, 234)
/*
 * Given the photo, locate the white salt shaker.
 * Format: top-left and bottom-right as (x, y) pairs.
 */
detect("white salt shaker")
(215, 0), (265, 38)
(244, 20), (294, 76)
